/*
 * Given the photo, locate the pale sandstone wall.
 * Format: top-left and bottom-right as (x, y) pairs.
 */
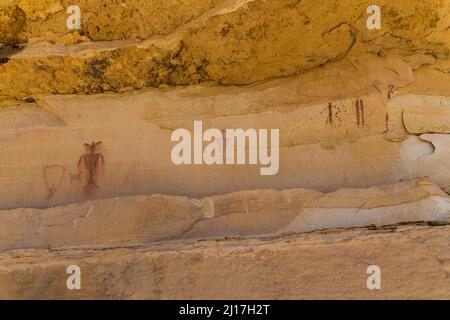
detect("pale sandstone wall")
(0, 178), (448, 252)
(0, 224), (449, 299)
(0, 0), (449, 299)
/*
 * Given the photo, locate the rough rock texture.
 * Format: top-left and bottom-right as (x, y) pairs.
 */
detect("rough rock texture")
(0, 0), (448, 100)
(1, 178), (448, 252)
(20, 0), (225, 42)
(0, 0), (449, 299)
(0, 223), (449, 299)
(0, 3), (27, 45)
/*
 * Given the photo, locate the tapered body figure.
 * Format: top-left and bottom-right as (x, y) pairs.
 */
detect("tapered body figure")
(78, 141), (104, 196)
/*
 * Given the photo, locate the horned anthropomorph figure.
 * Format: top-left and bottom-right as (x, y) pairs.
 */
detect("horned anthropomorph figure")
(78, 141), (105, 197)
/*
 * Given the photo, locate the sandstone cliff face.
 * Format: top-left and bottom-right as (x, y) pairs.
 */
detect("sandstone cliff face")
(0, 1), (449, 299)
(1, 223), (449, 299)
(1, 178), (448, 252)
(0, 0), (449, 100)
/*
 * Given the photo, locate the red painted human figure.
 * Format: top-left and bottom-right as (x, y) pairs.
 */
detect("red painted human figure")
(324, 103), (342, 127)
(78, 141), (105, 196)
(355, 99), (365, 127)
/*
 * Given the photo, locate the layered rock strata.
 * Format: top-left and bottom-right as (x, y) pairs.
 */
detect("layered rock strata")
(0, 0), (449, 299)
(0, 178), (448, 252)
(0, 223), (448, 299)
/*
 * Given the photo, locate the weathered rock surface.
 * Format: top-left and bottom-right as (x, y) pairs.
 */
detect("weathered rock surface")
(0, 178), (448, 252)
(0, 223), (448, 299)
(3, 82), (450, 208)
(0, 0), (448, 100)
(20, 0), (225, 42)
(0, 0), (449, 300)
(386, 94), (450, 140)
(0, 2), (27, 45)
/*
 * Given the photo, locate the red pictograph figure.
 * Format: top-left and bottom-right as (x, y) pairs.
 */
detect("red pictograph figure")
(323, 103), (342, 128)
(43, 165), (65, 199)
(326, 103), (333, 126)
(388, 84), (395, 99)
(78, 141), (105, 197)
(383, 112), (389, 133)
(355, 99), (365, 127)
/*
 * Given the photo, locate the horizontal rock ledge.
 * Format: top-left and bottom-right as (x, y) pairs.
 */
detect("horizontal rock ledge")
(0, 222), (448, 299)
(0, 177), (449, 252)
